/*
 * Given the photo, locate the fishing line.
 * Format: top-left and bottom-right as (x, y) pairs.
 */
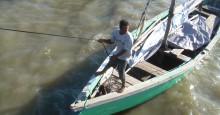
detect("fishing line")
(0, 27), (96, 41)
(0, 27), (111, 56)
(101, 42), (109, 56)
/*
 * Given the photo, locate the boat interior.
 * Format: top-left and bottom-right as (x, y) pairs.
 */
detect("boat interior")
(90, 5), (220, 98)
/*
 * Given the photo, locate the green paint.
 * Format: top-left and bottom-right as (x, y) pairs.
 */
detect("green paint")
(79, 69), (191, 115)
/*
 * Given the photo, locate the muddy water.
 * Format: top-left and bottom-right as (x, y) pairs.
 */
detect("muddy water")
(0, 0), (219, 115)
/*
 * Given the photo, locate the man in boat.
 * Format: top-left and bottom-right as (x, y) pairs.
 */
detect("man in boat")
(96, 20), (133, 93)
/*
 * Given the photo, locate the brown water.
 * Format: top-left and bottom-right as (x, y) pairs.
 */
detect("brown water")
(0, 0), (219, 115)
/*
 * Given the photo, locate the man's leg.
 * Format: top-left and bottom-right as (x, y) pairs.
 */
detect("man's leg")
(95, 59), (117, 76)
(99, 85), (107, 95)
(95, 65), (111, 76)
(117, 59), (127, 93)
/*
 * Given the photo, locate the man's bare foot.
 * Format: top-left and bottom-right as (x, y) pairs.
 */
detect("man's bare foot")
(117, 87), (125, 93)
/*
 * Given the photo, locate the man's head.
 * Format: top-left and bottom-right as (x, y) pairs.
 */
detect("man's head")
(119, 20), (129, 34)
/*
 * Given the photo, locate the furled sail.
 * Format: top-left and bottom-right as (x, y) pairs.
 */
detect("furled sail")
(168, 15), (211, 51)
(129, 0), (203, 66)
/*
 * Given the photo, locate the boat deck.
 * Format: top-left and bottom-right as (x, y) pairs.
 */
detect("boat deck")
(112, 70), (141, 86)
(99, 70), (142, 93)
(134, 61), (167, 76)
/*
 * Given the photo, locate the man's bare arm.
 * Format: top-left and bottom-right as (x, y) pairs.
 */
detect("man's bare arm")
(98, 39), (113, 44)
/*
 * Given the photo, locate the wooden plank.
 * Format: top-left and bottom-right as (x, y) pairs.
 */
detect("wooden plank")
(205, 14), (220, 31)
(202, 5), (220, 16)
(141, 61), (167, 75)
(194, 9), (211, 16)
(160, 49), (191, 62)
(125, 73), (142, 85)
(177, 54), (191, 61)
(171, 48), (184, 56)
(109, 75), (132, 88)
(134, 61), (167, 76)
(169, 49), (191, 61)
(112, 70), (141, 85)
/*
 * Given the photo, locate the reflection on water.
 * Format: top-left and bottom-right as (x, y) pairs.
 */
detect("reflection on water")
(0, 0), (220, 115)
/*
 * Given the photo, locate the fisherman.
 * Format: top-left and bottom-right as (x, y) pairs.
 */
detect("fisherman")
(96, 20), (133, 93)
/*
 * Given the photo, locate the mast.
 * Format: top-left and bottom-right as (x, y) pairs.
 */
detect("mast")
(163, 0), (176, 50)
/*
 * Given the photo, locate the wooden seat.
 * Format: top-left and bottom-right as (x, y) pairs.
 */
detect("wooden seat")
(205, 14), (220, 31)
(169, 49), (189, 61)
(170, 48), (184, 56)
(164, 48), (191, 62)
(134, 61), (167, 76)
(194, 8), (211, 16)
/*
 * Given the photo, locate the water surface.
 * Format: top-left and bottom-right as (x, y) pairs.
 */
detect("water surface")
(0, 0), (219, 115)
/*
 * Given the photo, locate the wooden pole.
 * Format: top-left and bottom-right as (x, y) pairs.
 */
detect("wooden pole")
(163, 0), (176, 50)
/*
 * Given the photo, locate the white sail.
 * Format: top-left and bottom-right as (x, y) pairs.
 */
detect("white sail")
(168, 15), (211, 51)
(129, 0), (203, 66)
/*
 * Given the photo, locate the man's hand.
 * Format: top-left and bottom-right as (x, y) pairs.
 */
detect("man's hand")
(97, 39), (113, 44)
(110, 55), (117, 61)
(97, 39), (103, 43)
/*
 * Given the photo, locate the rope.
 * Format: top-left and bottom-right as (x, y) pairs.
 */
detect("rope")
(0, 27), (96, 41)
(0, 27), (112, 57)
(137, 0), (154, 28)
(101, 42), (109, 56)
(136, 0), (155, 40)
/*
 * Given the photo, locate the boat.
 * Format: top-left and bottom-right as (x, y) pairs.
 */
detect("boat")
(71, 0), (220, 114)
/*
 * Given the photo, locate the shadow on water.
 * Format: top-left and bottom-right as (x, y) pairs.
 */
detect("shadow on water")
(17, 46), (111, 115)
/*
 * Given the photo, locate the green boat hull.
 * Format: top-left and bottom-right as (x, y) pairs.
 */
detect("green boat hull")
(73, 0), (220, 114)
(79, 68), (192, 115)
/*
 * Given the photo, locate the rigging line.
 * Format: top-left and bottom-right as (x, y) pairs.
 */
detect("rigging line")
(101, 42), (109, 56)
(0, 27), (96, 41)
(137, 0), (155, 28)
